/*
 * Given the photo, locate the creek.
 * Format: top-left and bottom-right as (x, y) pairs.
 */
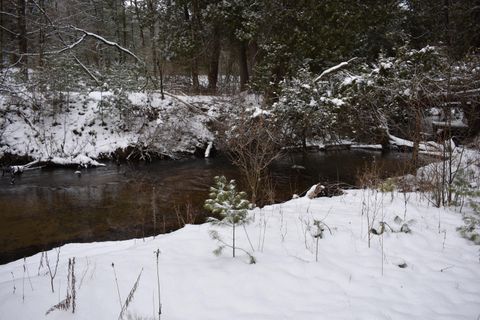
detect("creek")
(0, 150), (417, 264)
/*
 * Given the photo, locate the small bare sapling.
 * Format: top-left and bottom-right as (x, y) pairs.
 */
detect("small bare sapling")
(45, 257), (77, 315)
(45, 248), (61, 293)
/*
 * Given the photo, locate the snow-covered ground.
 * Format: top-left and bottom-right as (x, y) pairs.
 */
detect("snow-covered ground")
(0, 91), (218, 166)
(1, 188), (479, 319)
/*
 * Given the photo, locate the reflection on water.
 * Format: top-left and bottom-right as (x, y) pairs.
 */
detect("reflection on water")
(0, 150), (416, 264)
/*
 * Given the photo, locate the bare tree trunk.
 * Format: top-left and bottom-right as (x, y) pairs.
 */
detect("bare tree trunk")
(147, 0), (158, 86)
(443, 0), (451, 47)
(232, 222), (236, 258)
(191, 59), (200, 92)
(239, 40), (249, 91)
(207, 24), (221, 94)
(38, 0), (45, 67)
(411, 106), (422, 167)
(473, 0), (480, 48)
(96, 1), (107, 67)
(0, 0), (4, 69)
(113, 0), (123, 62)
(17, 0), (28, 79)
(133, 0), (145, 48)
(190, 1), (200, 93)
(121, 0), (127, 50)
(129, 0), (135, 49)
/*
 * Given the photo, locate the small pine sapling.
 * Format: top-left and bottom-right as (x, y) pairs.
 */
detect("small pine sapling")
(205, 176), (253, 261)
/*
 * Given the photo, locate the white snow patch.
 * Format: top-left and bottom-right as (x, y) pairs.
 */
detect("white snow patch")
(351, 144), (383, 150)
(1, 189), (479, 319)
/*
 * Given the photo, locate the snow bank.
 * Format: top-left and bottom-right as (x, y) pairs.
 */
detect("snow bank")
(417, 147), (480, 185)
(1, 189), (479, 319)
(0, 91), (217, 166)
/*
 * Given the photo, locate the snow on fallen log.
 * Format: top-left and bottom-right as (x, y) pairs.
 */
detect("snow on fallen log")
(3, 160), (42, 175)
(2, 155), (104, 178)
(49, 155), (105, 167)
(388, 134), (414, 148)
(204, 141), (213, 158)
(351, 144), (383, 150)
(388, 134), (458, 156)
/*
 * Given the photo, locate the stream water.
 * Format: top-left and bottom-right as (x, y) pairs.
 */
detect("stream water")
(0, 150), (416, 264)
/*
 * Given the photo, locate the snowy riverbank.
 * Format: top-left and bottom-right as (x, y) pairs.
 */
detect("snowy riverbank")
(0, 91), (222, 166)
(1, 188), (479, 319)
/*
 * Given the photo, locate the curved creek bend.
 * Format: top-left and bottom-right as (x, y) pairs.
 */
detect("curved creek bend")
(0, 150), (418, 264)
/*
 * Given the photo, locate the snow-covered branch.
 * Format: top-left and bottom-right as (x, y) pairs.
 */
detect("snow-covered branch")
(314, 57), (357, 83)
(30, 0), (101, 85)
(70, 26), (144, 65)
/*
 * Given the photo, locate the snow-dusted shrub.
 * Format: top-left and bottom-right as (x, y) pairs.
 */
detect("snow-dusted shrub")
(101, 89), (136, 130)
(451, 169), (480, 244)
(205, 176), (254, 262)
(220, 104), (281, 204)
(457, 196), (480, 245)
(272, 46), (479, 149)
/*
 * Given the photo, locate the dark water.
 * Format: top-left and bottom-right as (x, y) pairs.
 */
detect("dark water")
(0, 150), (415, 264)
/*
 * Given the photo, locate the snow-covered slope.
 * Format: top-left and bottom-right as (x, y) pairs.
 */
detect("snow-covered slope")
(0, 92), (217, 166)
(0, 189), (478, 319)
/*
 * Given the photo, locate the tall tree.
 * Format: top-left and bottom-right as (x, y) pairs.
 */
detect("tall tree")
(17, 0), (28, 78)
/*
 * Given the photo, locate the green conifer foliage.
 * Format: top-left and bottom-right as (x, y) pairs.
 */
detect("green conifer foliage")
(204, 176), (251, 258)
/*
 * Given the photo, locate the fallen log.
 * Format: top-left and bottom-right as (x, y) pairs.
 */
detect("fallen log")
(2, 160), (44, 184)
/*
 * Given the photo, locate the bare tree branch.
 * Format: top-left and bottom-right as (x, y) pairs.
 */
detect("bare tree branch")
(12, 35), (87, 56)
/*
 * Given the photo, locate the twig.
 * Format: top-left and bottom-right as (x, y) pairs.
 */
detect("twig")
(155, 249), (162, 320)
(11, 272), (16, 294)
(24, 258), (34, 291)
(45, 248), (61, 293)
(440, 265), (454, 272)
(112, 263), (123, 310)
(242, 224), (255, 252)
